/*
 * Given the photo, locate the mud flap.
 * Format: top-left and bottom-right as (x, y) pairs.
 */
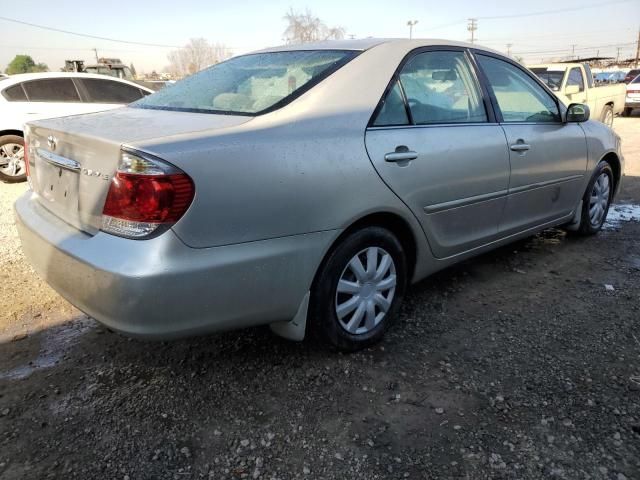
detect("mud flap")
(269, 291), (309, 341)
(565, 200), (583, 231)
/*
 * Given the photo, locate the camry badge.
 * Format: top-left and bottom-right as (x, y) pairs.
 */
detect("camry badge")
(47, 135), (57, 151)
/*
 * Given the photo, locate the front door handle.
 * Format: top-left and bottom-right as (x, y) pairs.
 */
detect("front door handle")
(384, 147), (418, 162)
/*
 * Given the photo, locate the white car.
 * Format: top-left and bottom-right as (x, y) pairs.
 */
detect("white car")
(0, 72), (153, 182)
(622, 74), (640, 116)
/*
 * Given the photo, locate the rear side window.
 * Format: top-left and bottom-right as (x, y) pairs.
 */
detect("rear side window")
(80, 78), (144, 103)
(372, 82), (409, 126)
(2, 84), (28, 101)
(399, 51), (487, 124)
(567, 67), (584, 92)
(22, 79), (81, 102)
(372, 50), (487, 126)
(477, 55), (560, 123)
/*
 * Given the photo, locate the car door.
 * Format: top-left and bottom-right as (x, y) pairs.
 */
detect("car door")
(474, 53), (588, 234)
(365, 48), (511, 259)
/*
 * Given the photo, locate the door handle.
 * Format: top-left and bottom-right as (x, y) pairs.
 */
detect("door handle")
(510, 141), (530, 152)
(384, 148), (418, 162)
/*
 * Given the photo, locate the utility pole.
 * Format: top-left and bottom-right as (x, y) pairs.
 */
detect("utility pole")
(506, 43), (512, 57)
(467, 18), (478, 44)
(635, 26), (640, 68)
(93, 48), (99, 62)
(616, 47), (621, 64)
(570, 44), (577, 59)
(407, 20), (418, 40)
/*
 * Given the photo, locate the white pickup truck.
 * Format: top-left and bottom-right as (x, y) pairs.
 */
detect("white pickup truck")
(529, 63), (626, 127)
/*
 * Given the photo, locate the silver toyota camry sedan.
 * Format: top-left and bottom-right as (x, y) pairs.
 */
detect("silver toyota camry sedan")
(15, 39), (624, 351)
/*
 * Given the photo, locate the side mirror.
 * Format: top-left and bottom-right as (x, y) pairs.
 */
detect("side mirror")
(566, 103), (590, 123)
(565, 84), (580, 95)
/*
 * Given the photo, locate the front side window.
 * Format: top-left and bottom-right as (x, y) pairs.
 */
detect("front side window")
(567, 67), (584, 92)
(477, 55), (560, 123)
(80, 79), (144, 103)
(22, 78), (81, 102)
(2, 84), (28, 101)
(397, 51), (487, 124)
(530, 67), (565, 92)
(133, 50), (357, 115)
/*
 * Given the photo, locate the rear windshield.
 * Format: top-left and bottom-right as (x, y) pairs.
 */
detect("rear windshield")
(529, 68), (565, 92)
(132, 50), (357, 115)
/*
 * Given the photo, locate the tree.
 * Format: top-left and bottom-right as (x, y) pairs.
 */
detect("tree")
(166, 38), (230, 78)
(282, 8), (345, 44)
(5, 55), (48, 74)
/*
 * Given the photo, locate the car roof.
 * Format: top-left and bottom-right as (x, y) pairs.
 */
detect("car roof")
(0, 72), (153, 92)
(255, 38), (503, 55)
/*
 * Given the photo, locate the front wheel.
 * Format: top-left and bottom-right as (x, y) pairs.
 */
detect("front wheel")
(0, 135), (26, 183)
(573, 161), (614, 235)
(309, 227), (407, 352)
(600, 105), (614, 127)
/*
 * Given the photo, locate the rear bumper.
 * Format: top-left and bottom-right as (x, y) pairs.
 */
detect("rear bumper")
(15, 192), (335, 339)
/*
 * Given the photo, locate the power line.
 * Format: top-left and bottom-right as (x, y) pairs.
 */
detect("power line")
(478, 0), (635, 20)
(512, 41), (636, 55)
(0, 15), (183, 48)
(423, 0), (635, 33)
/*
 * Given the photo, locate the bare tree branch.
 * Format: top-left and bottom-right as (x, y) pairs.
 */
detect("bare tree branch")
(282, 8), (345, 44)
(167, 38), (231, 78)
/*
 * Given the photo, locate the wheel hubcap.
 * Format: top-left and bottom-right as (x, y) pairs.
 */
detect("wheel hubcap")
(589, 172), (610, 226)
(0, 143), (25, 177)
(335, 247), (396, 335)
(605, 110), (613, 126)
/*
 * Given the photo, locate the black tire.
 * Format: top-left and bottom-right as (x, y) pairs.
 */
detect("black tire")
(574, 161), (614, 236)
(621, 107), (632, 117)
(309, 226), (407, 352)
(0, 134), (27, 183)
(600, 105), (614, 127)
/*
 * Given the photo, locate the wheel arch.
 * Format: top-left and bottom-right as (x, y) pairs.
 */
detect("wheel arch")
(0, 129), (24, 138)
(311, 211), (419, 290)
(600, 151), (621, 192)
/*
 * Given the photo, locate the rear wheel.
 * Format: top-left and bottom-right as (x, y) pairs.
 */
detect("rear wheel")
(0, 135), (26, 183)
(600, 105), (614, 127)
(574, 161), (614, 235)
(310, 227), (407, 352)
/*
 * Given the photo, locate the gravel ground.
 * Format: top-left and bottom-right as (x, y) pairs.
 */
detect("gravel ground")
(0, 116), (639, 479)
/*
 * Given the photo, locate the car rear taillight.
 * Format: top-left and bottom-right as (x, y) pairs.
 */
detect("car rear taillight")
(101, 149), (195, 239)
(629, 89), (640, 94)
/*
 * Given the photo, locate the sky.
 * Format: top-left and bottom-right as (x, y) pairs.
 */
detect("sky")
(0, 0), (638, 73)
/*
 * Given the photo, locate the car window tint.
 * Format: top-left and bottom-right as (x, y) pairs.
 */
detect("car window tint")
(477, 55), (560, 123)
(567, 67), (584, 92)
(80, 78), (144, 103)
(397, 51), (487, 124)
(2, 84), (27, 101)
(372, 81), (409, 126)
(22, 78), (81, 102)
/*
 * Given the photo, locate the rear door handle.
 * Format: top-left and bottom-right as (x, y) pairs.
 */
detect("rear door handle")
(384, 150), (418, 162)
(510, 143), (530, 152)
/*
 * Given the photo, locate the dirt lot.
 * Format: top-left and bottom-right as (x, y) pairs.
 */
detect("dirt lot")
(1, 116), (639, 480)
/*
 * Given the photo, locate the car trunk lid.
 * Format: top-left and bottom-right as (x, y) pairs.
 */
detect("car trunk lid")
(27, 107), (252, 235)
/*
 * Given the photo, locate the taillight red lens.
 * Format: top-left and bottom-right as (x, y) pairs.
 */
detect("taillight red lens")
(101, 149), (195, 238)
(103, 172), (194, 223)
